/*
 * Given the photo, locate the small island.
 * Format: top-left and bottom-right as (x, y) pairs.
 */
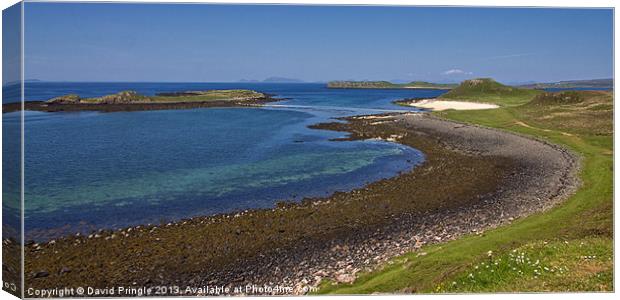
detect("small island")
(327, 80), (457, 89)
(2, 89), (277, 113)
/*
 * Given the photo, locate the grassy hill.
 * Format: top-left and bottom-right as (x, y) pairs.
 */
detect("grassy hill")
(319, 90), (612, 293)
(439, 78), (542, 106)
(327, 81), (457, 89)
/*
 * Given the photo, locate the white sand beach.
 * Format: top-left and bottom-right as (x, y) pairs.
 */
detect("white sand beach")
(408, 99), (499, 111)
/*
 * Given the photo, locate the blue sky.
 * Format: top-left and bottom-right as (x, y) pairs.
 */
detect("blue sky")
(3, 3), (21, 85)
(22, 3), (613, 83)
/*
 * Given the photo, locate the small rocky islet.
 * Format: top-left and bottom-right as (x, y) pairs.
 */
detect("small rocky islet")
(2, 89), (277, 113)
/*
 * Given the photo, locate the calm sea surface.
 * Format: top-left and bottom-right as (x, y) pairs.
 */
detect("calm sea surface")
(3, 82), (448, 239)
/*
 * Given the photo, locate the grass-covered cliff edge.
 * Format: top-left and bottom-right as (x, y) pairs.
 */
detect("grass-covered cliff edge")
(2, 89), (276, 113)
(327, 80), (457, 89)
(319, 86), (612, 293)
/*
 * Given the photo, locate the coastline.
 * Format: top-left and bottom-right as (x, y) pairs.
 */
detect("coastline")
(19, 112), (579, 295)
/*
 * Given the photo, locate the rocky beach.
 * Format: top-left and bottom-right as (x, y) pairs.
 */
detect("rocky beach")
(17, 111), (580, 295)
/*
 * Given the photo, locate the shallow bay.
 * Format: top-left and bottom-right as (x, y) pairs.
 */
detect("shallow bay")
(4, 82), (447, 239)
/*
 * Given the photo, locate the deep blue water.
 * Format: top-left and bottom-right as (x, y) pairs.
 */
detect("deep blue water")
(3, 82), (449, 240)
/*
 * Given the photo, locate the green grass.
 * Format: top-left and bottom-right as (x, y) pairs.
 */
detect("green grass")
(435, 237), (612, 292)
(439, 78), (542, 106)
(150, 90), (265, 103)
(318, 90), (612, 294)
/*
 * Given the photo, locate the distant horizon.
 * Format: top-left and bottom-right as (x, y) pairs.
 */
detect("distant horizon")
(4, 76), (613, 86)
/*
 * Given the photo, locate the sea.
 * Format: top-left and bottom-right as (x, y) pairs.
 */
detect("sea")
(3, 82), (448, 240)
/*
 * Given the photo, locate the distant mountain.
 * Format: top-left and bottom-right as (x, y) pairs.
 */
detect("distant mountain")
(327, 80), (457, 89)
(519, 78), (613, 89)
(262, 77), (304, 83)
(238, 79), (260, 83)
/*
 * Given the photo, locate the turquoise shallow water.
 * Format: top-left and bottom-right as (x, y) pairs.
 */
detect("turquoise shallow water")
(3, 82), (447, 239)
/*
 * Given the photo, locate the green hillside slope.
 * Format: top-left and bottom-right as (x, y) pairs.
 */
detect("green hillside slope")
(439, 78), (541, 106)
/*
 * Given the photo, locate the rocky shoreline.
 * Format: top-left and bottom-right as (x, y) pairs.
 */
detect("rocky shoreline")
(19, 112), (580, 296)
